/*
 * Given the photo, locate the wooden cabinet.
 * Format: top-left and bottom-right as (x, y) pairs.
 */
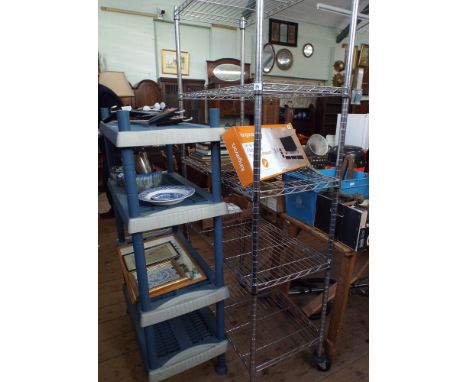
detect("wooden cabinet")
(315, 97), (342, 136)
(159, 77), (206, 124)
(208, 98), (279, 125)
(316, 97), (369, 137)
(262, 98), (280, 125)
(350, 100), (369, 114)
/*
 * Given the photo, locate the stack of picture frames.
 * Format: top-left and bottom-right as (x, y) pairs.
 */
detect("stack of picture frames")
(341, 43), (369, 95)
(118, 233), (206, 303)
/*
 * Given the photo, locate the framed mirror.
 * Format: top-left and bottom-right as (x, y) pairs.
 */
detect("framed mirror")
(303, 43), (314, 58)
(207, 59), (251, 85)
(213, 63), (242, 82)
(263, 43), (275, 73)
(276, 48), (293, 71)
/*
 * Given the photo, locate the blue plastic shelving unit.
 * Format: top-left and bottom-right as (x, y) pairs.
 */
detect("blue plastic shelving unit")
(99, 108), (229, 381)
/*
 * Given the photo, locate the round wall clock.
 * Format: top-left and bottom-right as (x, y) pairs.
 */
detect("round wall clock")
(276, 49), (293, 70)
(303, 43), (314, 58)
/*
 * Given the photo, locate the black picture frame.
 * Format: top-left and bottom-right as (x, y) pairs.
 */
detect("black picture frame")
(269, 18), (298, 47)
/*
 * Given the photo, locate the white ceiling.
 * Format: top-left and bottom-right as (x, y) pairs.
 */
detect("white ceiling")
(275, 0), (369, 32)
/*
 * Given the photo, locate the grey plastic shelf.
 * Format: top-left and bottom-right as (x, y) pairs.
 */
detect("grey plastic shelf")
(109, 171), (228, 234)
(99, 121), (225, 147)
(140, 284), (229, 327)
(126, 287), (228, 382)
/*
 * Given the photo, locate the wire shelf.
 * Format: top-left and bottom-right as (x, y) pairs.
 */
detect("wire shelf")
(183, 154), (233, 175)
(175, 0), (307, 27)
(198, 218), (329, 290)
(181, 83), (346, 100)
(223, 167), (338, 199)
(224, 285), (320, 372)
(184, 155), (338, 199)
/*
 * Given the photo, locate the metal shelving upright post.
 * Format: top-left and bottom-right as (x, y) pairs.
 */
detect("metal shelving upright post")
(174, 0), (362, 380)
(313, 0), (361, 368)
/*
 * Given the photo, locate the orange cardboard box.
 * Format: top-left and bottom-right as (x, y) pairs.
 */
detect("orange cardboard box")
(222, 124), (310, 188)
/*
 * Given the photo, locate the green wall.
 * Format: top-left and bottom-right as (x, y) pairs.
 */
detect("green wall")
(98, 0), (368, 86)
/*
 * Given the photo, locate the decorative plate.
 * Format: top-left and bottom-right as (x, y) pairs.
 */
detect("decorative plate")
(333, 60), (345, 72)
(139, 186), (195, 206)
(332, 73), (344, 87)
(276, 48), (293, 70)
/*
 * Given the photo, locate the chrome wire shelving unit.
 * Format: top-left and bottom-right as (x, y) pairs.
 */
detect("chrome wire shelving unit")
(174, 0), (362, 380)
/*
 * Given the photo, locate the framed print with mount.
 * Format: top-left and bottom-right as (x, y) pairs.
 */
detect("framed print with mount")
(269, 19), (298, 47)
(161, 49), (189, 75)
(117, 233), (206, 303)
(342, 43), (359, 70)
(358, 44), (369, 67)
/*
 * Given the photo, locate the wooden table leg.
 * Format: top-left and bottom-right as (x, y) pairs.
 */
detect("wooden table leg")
(326, 251), (357, 363)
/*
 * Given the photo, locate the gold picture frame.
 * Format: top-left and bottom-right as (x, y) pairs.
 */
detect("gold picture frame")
(358, 44), (369, 67)
(117, 233), (206, 303)
(161, 49), (189, 75)
(341, 43), (359, 71)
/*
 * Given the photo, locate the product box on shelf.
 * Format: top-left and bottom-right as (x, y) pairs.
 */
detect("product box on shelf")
(284, 167), (369, 226)
(222, 124), (310, 188)
(314, 193), (369, 252)
(117, 234), (207, 303)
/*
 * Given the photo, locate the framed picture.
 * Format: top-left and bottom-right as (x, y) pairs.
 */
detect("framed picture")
(161, 49), (189, 75)
(117, 233), (206, 303)
(358, 44), (369, 67)
(342, 43), (359, 71)
(269, 19), (298, 47)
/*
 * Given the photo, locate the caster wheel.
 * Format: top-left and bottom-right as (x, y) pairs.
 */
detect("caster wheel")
(312, 351), (331, 372)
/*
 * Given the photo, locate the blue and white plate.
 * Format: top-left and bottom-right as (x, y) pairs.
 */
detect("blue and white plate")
(138, 186), (195, 206)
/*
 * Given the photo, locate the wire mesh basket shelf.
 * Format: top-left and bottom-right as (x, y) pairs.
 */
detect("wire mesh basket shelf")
(184, 155), (339, 199)
(181, 83), (346, 100)
(194, 218), (329, 291)
(224, 283), (320, 372)
(183, 154), (234, 175)
(175, 0), (307, 27)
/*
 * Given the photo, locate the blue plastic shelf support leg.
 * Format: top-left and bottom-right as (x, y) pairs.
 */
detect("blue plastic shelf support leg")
(100, 108), (125, 243)
(166, 144), (174, 173)
(117, 110), (159, 370)
(209, 108), (227, 375)
(114, 212), (126, 244)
